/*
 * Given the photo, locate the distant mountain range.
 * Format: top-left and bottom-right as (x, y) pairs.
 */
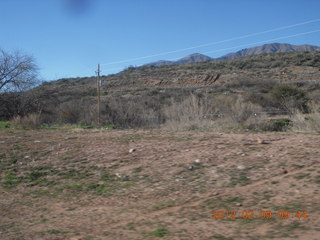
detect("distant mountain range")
(145, 43), (320, 66)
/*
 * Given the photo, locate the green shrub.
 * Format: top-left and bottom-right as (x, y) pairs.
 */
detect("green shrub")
(267, 118), (292, 131)
(79, 122), (94, 129)
(105, 125), (116, 130)
(2, 172), (22, 188)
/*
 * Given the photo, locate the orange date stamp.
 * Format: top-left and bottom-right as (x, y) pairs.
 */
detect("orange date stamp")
(211, 210), (308, 220)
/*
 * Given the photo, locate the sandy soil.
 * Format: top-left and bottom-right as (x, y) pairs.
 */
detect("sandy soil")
(0, 129), (319, 240)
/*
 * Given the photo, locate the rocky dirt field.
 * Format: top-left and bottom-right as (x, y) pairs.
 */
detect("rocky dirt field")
(0, 129), (320, 240)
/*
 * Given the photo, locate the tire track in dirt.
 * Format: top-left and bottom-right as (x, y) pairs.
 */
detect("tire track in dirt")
(109, 161), (320, 229)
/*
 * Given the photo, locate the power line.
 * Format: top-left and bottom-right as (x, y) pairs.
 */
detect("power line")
(100, 18), (320, 66)
(92, 28), (320, 75)
(101, 29), (320, 71)
(164, 29), (320, 61)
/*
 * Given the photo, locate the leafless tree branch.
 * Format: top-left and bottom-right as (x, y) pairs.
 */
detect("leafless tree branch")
(0, 49), (39, 93)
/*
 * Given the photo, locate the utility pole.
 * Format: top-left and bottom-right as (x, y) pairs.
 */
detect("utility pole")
(96, 64), (101, 126)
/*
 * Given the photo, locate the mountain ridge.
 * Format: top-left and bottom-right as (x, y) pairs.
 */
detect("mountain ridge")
(146, 43), (320, 66)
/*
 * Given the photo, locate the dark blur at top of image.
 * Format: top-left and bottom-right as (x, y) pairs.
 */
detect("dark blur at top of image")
(62, 0), (93, 16)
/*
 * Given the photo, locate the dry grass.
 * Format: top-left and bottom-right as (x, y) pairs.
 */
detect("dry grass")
(11, 113), (42, 129)
(291, 103), (320, 133)
(162, 94), (268, 131)
(163, 94), (215, 130)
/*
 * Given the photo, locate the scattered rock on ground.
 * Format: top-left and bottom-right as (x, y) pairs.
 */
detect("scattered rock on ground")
(129, 148), (136, 153)
(257, 138), (267, 144)
(237, 165), (246, 170)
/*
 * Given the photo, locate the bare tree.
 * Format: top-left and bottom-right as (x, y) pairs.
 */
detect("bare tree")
(0, 49), (39, 92)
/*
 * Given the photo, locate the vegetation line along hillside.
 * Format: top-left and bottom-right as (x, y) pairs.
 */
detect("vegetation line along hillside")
(1, 50), (320, 132)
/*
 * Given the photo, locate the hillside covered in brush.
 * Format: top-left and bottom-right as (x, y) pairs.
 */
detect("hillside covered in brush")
(1, 50), (320, 130)
(40, 50), (320, 92)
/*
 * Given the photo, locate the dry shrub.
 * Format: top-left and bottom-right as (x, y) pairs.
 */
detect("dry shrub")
(57, 100), (84, 124)
(163, 94), (267, 131)
(11, 113), (42, 129)
(229, 96), (258, 123)
(163, 94), (216, 130)
(291, 102), (320, 133)
(103, 97), (163, 128)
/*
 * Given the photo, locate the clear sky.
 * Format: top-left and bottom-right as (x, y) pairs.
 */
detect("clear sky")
(1, 0), (320, 81)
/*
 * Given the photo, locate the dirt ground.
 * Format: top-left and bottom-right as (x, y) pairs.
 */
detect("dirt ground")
(0, 129), (320, 240)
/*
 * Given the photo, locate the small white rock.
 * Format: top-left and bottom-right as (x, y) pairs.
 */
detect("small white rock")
(257, 138), (266, 144)
(237, 165), (246, 170)
(129, 148), (136, 153)
(195, 159), (200, 163)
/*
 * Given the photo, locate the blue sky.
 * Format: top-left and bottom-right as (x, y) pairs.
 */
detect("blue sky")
(1, 0), (320, 81)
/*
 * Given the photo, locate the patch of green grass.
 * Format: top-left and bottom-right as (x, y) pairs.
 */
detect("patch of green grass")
(105, 125), (117, 130)
(66, 207), (77, 211)
(230, 171), (251, 186)
(314, 175), (320, 184)
(28, 171), (48, 181)
(224, 197), (244, 203)
(31, 189), (55, 197)
(78, 122), (94, 129)
(47, 229), (62, 235)
(8, 154), (19, 164)
(0, 121), (11, 129)
(150, 227), (168, 238)
(268, 118), (292, 132)
(86, 183), (109, 195)
(57, 168), (92, 180)
(263, 190), (275, 201)
(64, 183), (84, 191)
(100, 172), (116, 181)
(62, 182), (111, 196)
(31, 165), (53, 171)
(82, 236), (95, 240)
(291, 164), (305, 169)
(294, 173), (310, 180)
(285, 221), (307, 231)
(127, 222), (136, 230)
(132, 167), (143, 173)
(12, 144), (22, 150)
(211, 234), (234, 240)
(193, 161), (204, 169)
(272, 202), (304, 212)
(40, 217), (48, 223)
(153, 200), (175, 210)
(2, 172), (22, 188)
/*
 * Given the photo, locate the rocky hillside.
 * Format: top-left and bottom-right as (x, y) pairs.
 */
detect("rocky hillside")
(34, 50), (320, 97)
